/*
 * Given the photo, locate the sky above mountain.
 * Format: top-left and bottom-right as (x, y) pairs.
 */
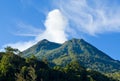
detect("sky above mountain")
(0, 0), (120, 60)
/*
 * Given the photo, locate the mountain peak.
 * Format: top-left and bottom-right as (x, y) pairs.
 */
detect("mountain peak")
(71, 38), (84, 40)
(64, 38), (85, 45)
(69, 38), (84, 41)
(22, 39), (61, 57)
(73, 38), (85, 42)
(22, 38), (120, 73)
(38, 39), (49, 44)
(41, 39), (48, 41)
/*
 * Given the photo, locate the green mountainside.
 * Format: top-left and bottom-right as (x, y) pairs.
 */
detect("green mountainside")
(22, 39), (61, 58)
(22, 38), (120, 73)
(0, 47), (115, 81)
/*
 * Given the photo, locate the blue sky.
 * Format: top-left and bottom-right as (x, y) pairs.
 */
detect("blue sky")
(0, 0), (120, 60)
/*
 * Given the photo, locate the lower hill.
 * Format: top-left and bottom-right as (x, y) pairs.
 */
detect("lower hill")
(0, 48), (116, 81)
(22, 38), (120, 73)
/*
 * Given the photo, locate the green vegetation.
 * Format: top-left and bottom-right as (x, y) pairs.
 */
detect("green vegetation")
(0, 47), (116, 81)
(22, 39), (120, 73)
(106, 72), (120, 81)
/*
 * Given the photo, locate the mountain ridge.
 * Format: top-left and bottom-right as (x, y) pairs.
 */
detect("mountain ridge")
(22, 39), (61, 57)
(22, 38), (120, 73)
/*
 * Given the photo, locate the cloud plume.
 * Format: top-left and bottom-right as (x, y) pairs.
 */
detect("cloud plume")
(2, 9), (67, 51)
(36, 9), (68, 43)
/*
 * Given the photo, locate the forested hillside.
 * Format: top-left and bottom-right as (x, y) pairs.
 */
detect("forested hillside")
(22, 39), (120, 73)
(0, 47), (116, 81)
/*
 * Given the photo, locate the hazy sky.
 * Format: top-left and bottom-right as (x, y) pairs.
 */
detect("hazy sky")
(0, 0), (120, 60)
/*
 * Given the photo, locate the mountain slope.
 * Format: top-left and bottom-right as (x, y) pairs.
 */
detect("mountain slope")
(22, 39), (61, 58)
(0, 51), (115, 81)
(22, 38), (120, 73)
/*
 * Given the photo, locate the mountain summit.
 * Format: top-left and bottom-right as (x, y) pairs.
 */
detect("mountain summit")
(22, 39), (61, 57)
(22, 38), (120, 73)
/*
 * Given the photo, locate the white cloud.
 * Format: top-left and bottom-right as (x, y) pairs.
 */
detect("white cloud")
(35, 9), (68, 43)
(57, 0), (120, 35)
(2, 9), (68, 51)
(3, 41), (36, 51)
(0, 49), (4, 52)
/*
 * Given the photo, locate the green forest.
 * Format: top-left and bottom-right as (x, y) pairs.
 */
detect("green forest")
(0, 47), (118, 81)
